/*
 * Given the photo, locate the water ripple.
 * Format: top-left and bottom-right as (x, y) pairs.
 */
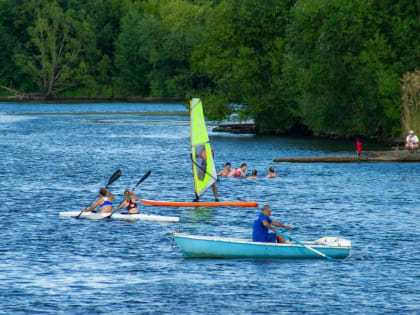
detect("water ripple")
(0, 102), (419, 314)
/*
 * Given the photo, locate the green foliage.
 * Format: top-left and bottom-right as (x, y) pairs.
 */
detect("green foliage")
(286, 0), (419, 137)
(114, 11), (160, 95)
(401, 70), (420, 136)
(12, 1), (98, 96)
(0, 0), (419, 138)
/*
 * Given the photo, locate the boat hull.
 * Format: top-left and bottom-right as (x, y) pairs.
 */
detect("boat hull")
(59, 211), (179, 223)
(141, 199), (258, 207)
(173, 233), (351, 259)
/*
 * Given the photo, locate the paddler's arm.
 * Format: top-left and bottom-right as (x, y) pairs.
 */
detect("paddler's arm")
(271, 220), (291, 230)
(104, 188), (113, 201)
(129, 190), (138, 202)
(83, 200), (100, 212)
(114, 201), (127, 211)
(262, 220), (277, 231)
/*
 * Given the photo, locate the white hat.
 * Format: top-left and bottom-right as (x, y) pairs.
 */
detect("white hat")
(409, 130), (414, 134)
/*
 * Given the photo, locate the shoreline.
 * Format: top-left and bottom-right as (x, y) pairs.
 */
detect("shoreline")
(213, 123), (405, 146)
(273, 150), (420, 163)
(0, 97), (406, 145)
(0, 95), (185, 103)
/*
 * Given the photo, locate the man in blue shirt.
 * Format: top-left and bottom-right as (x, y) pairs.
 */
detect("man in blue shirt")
(253, 205), (291, 243)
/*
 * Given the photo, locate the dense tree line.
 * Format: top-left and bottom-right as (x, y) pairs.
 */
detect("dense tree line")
(0, 0), (419, 138)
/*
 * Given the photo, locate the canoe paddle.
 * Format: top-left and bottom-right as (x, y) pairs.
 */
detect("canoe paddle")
(103, 170), (152, 220)
(275, 230), (336, 261)
(76, 169), (122, 219)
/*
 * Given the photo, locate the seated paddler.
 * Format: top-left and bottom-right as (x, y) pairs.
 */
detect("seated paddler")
(252, 205), (291, 243)
(114, 190), (139, 214)
(82, 187), (113, 213)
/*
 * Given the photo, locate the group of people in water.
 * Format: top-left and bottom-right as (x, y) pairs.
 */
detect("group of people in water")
(217, 162), (278, 179)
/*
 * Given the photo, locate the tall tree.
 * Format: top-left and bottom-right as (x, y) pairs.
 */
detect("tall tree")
(192, 0), (298, 132)
(13, 1), (97, 97)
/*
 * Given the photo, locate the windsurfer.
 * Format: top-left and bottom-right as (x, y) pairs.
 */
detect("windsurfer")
(217, 162), (231, 176)
(114, 190), (139, 214)
(228, 163), (248, 177)
(195, 147), (219, 202)
(82, 187), (113, 213)
(252, 205), (291, 243)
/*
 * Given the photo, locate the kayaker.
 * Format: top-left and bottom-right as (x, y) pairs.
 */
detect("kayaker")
(228, 163), (248, 177)
(114, 190), (139, 214)
(217, 162), (231, 176)
(253, 205), (291, 243)
(247, 169), (258, 179)
(82, 187), (113, 213)
(405, 130), (419, 151)
(266, 166), (277, 178)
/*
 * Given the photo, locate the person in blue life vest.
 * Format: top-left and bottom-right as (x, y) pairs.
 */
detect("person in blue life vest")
(253, 205), (291, 243)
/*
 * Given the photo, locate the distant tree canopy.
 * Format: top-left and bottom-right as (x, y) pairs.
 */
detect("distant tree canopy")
(0, 0), (419, 138)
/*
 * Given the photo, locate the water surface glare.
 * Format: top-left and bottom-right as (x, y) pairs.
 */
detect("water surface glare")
(0, 102), (419, 314)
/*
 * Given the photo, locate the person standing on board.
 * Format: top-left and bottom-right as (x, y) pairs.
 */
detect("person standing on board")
(253, 205), (291, 243)
(405, 130), (419, 151)
(194, 147), (219, 202)
(228, 163), (248, 177)
(114, 190), (139, 214)
(217, 162), (231, 176)
(265, 166), (277, 178)
(82, 187), (113, 213)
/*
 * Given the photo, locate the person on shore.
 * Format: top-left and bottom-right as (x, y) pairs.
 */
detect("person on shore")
(217, 162), (231, 176)
(248, 169), (258, 179)
(266, 166), (278, 178)
(82, 187), (113, 213)
(114, 190), (139, 214)
(252, 205), (291, 243)
(405, 130), (419, 151)
(228, 163), (248, 177)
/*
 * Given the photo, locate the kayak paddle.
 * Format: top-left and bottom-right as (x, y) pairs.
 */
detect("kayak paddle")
(103, 170), (152, 220)
(275, 230), (336, 261)
(76, 169), (122, 219)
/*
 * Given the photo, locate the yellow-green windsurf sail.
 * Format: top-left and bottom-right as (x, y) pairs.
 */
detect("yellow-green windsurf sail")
(190, 98), (217, 198)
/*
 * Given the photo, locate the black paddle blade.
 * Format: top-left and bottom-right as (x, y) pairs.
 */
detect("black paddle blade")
(107, 169), (122, 187)
(135, 170), (151, 187)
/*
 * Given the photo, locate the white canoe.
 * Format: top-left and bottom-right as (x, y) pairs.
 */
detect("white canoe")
(59, 211), (179, 223)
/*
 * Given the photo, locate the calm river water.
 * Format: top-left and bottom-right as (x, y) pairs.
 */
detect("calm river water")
(0, 102), (419, 314)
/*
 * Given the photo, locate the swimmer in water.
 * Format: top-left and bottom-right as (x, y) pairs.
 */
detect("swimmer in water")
(248, 169), (258, 179)
(217, 162), (231, 177)
(266, 166), (277, 178)
(228, 163), (248, 178)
